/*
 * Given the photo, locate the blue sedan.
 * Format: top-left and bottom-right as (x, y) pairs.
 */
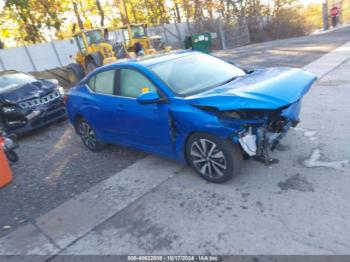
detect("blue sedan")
(66, 51), (316, 183)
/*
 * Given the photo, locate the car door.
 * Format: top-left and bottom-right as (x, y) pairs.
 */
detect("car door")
(83, 69), (121, 142)
(114, 68), (174, 156)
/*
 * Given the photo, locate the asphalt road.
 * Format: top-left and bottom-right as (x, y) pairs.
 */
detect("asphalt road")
(1, 25), (350, 239)
(215, 25), (350, 68)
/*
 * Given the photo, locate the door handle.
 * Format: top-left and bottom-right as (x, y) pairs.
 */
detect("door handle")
(116, 105), (125, 112)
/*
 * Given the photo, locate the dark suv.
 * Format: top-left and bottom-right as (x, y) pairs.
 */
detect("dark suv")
(0, 70), (66, 134)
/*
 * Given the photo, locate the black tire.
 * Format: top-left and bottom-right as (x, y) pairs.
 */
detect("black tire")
(186, 133), (242, 183)
(86, 60), (97, 74)
(67, 63), (84, 84)
(76, 118), (105, 152)
(6, 150), (18, 163)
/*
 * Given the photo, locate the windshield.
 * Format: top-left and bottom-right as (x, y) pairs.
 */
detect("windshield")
(86, 30), (104, 44)
(0, 73), (36, 93)
(149, 53), (246, 96)
(131, 25), (146, 38)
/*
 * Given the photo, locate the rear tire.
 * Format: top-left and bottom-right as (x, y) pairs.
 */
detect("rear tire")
(67, 63), (84, 84)
(186, 133), (242, 183)
(76, 118), (106, 152)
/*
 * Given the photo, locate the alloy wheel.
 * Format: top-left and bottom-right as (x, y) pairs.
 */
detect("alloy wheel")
(78, 121), (97, 150)
(190, 138), (227, 178)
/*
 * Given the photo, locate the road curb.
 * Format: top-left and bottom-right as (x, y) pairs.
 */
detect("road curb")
(0, 156), (182, 255)
(0, 223), (59, 256)
(303, 41), (350, 78)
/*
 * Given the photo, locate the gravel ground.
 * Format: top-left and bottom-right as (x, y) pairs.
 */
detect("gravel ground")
(1, 25), (349, 238)
(0, 121), (145, 237)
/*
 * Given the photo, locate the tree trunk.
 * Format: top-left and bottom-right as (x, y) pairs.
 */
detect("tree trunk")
(72, 1), (84, 30)
(96, 0), (105, 27)
(121, 0), (130, 24)
(175, 2), (181, 23)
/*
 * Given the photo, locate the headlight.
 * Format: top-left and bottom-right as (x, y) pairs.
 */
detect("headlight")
(222, 110), (241, 119)
(2, 106), (17, 113)
(57, 86), (65, 95)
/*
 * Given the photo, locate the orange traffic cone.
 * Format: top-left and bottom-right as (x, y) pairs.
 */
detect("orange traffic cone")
(0, 146), (13, 188)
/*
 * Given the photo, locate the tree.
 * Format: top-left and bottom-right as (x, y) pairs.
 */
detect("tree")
(72, 1), (84, 30)
(5, 0), (46, 44)
(95, 0), (105, 26)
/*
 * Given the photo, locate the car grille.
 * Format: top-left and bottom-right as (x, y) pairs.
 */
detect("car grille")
(19, 90), (60, 109)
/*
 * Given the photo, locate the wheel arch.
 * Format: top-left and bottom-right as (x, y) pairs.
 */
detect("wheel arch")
(73, 114), (85, 133)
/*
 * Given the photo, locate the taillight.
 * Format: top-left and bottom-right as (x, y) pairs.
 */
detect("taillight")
(63, 94), (69, 105)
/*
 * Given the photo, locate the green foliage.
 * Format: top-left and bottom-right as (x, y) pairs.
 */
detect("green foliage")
(0, 0), (327, 47)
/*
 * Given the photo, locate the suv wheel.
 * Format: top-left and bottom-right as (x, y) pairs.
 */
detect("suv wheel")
(77, 118), (105, 152)
(186, 133), (242, 183)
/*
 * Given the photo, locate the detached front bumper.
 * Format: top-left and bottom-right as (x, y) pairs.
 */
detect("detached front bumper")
(235, 100), (302, 163)
(2, 100), (67, 134)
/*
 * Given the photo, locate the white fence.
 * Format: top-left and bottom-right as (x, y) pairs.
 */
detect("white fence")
(0, 23), (191, 73)
(0, 22), (249, 73)
(0, 39), (79, 72)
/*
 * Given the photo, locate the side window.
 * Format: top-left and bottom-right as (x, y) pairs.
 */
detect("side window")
(76, 35), (86, 53)
(92, 70), (116, 95)
(88, 76), (96, 91)
(119, 69), (157, 98)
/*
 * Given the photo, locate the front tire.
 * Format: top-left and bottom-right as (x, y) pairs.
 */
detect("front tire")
(77, 118), (105, 152)
(186, 133), (242, 183)
(67, 63), (85, 84)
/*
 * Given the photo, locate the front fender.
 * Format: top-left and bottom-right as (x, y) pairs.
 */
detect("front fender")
(169, 102), (240, 163)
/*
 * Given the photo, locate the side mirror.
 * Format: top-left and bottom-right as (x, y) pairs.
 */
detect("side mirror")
(137, 92), (160, 104)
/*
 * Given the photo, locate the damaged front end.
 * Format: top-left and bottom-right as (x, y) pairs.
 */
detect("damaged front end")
(193, 99), (302, 165)
(219, 101), (301, 164)
(187, 67), (317, 165)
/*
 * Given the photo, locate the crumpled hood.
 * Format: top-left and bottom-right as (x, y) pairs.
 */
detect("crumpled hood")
(0, 80), (56, 104)
(187, 68), (317, 110)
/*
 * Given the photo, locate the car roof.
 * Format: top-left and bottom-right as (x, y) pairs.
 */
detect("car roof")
(82, 50), (201, 82)
(108, 50), (197, 68)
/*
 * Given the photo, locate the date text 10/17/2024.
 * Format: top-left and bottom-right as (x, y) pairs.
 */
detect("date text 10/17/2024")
(127, 255), (221, 261)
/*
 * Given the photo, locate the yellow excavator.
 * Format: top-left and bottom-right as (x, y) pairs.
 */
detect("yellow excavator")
(67, 28), (118, 84)
(120, 23), (171, 55)
(67, 24), (170, 84)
